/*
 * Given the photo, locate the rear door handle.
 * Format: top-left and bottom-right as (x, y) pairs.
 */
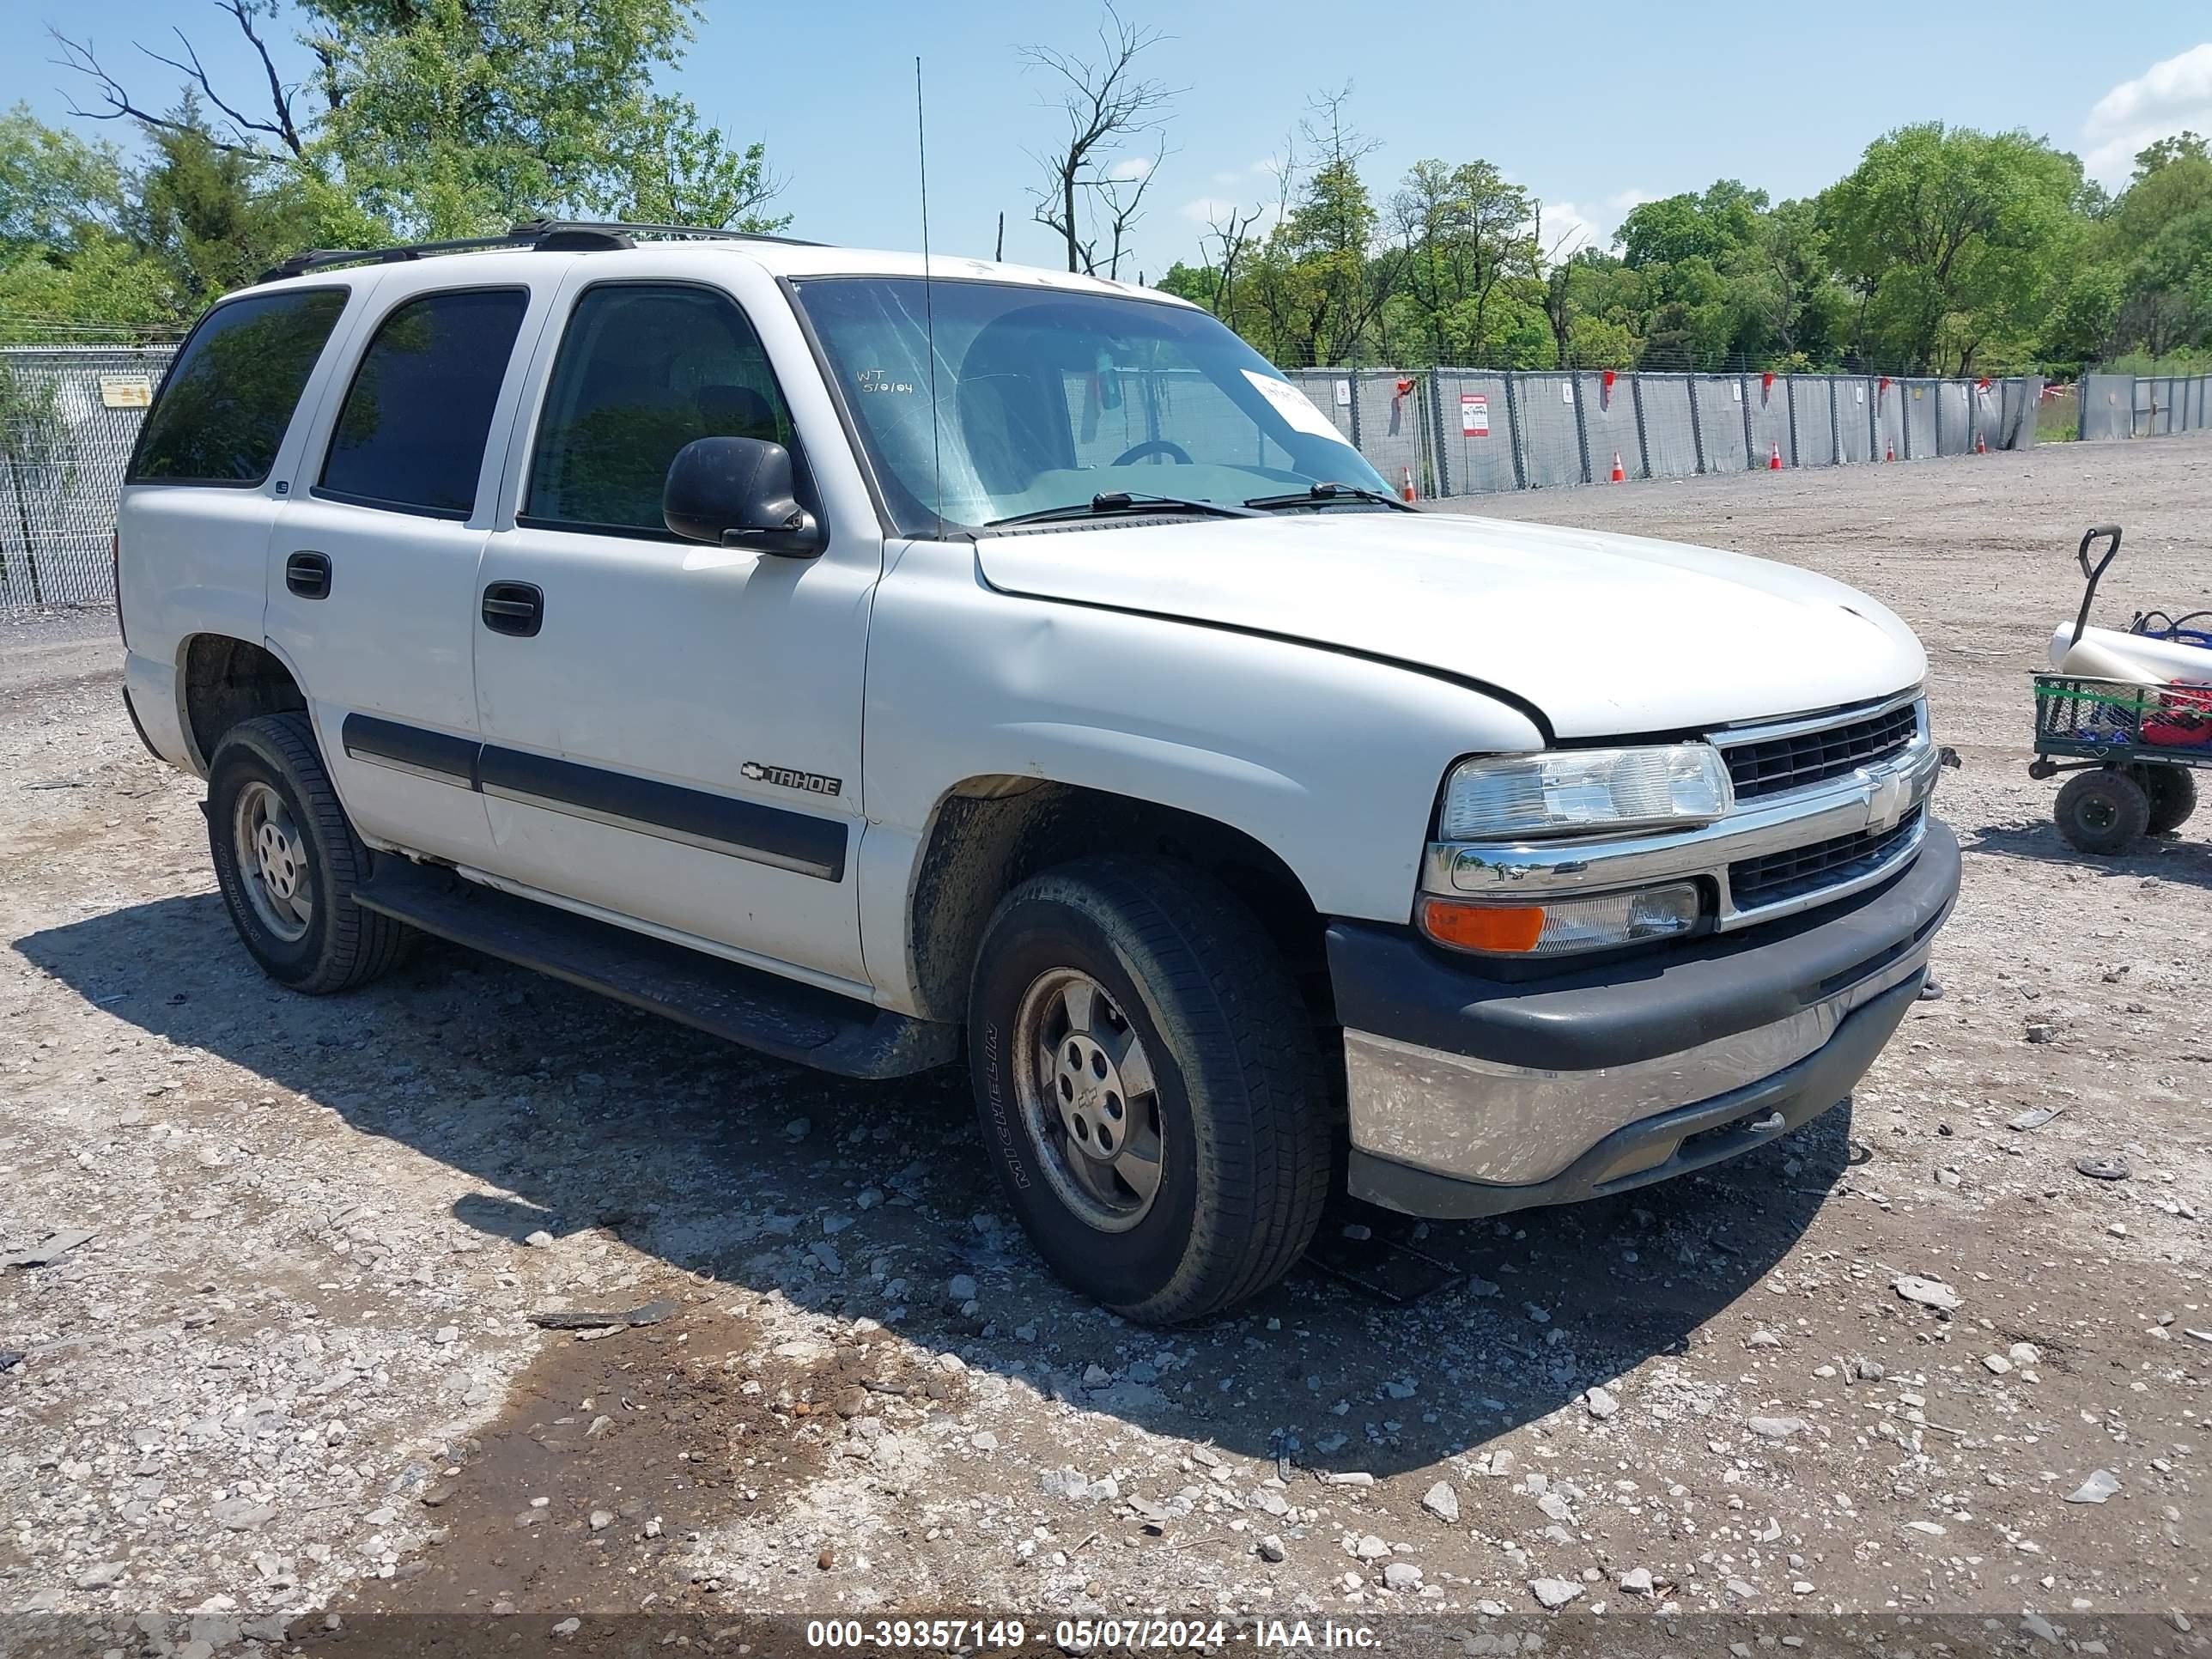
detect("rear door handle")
(285, 550), (331, 599)
(481, 580), (544, 638)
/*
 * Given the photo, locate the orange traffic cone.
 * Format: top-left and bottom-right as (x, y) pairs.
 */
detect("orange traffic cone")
(1976, 432), (1987, 455)
(1401, 465), (1416, 503)
(1885, 441), (1896, 462)
(1610, 452), (1626, 483)
(1767, 441), (1783, 471)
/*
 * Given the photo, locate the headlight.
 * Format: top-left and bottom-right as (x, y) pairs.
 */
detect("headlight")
(1420, 883), (1702, 957)
(1439, 745), (1733, 841)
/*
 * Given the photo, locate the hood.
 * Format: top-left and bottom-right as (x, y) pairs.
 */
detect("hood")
(975, 510), (1924, 739)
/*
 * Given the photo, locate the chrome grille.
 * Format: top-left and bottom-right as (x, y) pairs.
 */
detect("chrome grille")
(1729, 808), (1922, 911)
(1722, 702), (1919, 800)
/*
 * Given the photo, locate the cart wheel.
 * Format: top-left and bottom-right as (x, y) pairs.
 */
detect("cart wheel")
(2131, 765), (2198, 836)
(2055, 769), (2150, 854)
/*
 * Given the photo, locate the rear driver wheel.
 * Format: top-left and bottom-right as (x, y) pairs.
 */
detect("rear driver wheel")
(969, 857), (1331, 1324)
(207, 713), (412, 994)
(2131, 765), (2198, 836)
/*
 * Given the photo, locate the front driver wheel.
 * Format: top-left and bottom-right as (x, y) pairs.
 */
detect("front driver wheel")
(969, 856), (1331, 1324)
(207, 712), (412, 994)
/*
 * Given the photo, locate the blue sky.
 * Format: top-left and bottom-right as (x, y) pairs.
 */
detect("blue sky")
(9, 2), (2211, 275)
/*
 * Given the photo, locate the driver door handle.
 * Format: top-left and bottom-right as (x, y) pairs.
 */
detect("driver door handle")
(481, 580), (544, 638)
(284, 550), (331, 599)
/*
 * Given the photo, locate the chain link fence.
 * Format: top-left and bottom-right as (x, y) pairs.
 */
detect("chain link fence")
(2077, 372), (2212, 441)
(3, 343), (2057, 618)
(2, 346), (175, 617)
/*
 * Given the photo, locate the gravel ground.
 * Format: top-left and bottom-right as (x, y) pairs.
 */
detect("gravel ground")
(2, 439), (2209, 1655)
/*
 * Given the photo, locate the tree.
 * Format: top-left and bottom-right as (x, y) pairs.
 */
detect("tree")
(602, 101), (789, 233)
(1019, 5), (1179, 276)
(2039, 264), (2125, 362)
(0, 233), (178, 341)
(1389, 157), (1534, 364)
(1243, 87), (1395, 365)
(131, 95), (374, 304)
(1617, 179), (1765, 270)
(1199, 201), (1262, 318)
(1607, 180), (1848, 368)
(1820, 124), (2081, 373)
(0, 104), (172, 340)
(0, 101), (128, 252)
(52, 0), (794, 242)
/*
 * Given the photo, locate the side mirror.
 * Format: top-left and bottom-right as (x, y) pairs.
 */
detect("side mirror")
(663, 436), (825, 557)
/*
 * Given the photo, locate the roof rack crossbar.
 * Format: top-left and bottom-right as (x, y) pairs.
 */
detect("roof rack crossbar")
(255, 219), (820, 285)
(512, 218), (820, 248)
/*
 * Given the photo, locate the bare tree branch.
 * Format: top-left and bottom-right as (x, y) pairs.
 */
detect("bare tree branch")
(1019, 3), (1182, 274)
(1202, 200), (1261, 315)
(50, 0), (306, 161)
(1096, 134), (1170, 281)
(50, 27), (252, 152)
(223, 0), (305, 155)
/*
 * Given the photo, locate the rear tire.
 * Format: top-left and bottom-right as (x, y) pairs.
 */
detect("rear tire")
(2131, 765), (2197, 836)
(968, 856), (1331, 1324)
(207, 713), (412, 994)
(2054, 768), (2150, 856)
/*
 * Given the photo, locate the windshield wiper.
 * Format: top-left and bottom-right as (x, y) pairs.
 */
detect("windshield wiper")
(985, 490), (1263, 528)
(1242, 482), (1417, 513)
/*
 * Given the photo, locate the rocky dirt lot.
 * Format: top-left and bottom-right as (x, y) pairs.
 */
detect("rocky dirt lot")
(2, 438), (2209, 1657)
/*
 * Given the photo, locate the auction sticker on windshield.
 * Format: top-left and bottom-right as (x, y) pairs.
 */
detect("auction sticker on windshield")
(1241, 369), (1340, 440)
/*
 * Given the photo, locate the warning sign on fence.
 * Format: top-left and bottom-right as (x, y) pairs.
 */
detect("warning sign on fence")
(99, 374), (153, 409)
(1461, 392), (1489, 436)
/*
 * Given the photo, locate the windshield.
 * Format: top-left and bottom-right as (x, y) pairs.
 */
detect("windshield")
(788, 276), (1390, 534)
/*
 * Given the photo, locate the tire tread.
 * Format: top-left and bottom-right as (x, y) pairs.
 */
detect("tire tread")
(211, 712), (410, 994)
(994, 856), (1331, 1322)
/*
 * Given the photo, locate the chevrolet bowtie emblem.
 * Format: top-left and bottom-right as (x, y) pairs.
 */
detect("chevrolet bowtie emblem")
(742, 761), (843, 797)
(1867, 771), (1909, 830)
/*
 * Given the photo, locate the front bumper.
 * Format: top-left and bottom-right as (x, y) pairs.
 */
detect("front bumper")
(1333, 817), (1960, 1218)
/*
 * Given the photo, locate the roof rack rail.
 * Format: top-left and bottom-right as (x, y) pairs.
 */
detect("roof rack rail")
(255, 219), (821, 284)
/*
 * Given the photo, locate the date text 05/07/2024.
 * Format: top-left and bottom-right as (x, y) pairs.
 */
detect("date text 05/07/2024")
(802, 1618), (1381, 1650)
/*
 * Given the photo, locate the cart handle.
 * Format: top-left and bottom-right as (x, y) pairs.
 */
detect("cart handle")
(2070, 524), (2124, 648)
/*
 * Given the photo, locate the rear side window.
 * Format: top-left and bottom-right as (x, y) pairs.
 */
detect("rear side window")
(524, 283), (801, 535)
(319, 288), (530, 518)
(129, 289), (348, 485)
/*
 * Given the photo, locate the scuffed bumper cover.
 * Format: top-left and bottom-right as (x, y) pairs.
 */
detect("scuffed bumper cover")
(1329, 819), (1960, 1210)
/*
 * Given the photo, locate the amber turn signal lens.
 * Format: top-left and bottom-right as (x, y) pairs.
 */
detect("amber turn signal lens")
(1419, 898), (1547, 953)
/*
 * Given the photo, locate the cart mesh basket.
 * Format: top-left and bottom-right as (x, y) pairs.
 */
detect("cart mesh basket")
(2034, 674), (2212, 756)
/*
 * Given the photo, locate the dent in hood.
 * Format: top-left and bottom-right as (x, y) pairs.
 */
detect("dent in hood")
(975, 510), (1924, 738)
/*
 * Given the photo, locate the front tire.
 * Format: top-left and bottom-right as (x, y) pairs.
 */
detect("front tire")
(2054, 768), (2150, 856)
(968, 857), (1331, 1324)
(207, 713), (411, 994)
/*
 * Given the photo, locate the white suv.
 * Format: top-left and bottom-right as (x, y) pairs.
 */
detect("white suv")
(117, 222), (1957, 1322)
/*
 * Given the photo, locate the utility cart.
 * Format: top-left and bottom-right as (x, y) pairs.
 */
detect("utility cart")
(2030, 525), (2210, 854)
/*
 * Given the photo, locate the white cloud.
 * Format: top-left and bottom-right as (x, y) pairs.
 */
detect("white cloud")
(2082, 42), (2212, 185)
(1104, 155), (1156, 183)
(1533, 201), (1597, 262)
(1514, 186), (1659, 265)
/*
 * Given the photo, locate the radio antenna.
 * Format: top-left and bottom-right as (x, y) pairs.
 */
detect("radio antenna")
(915, 56), (945, 539)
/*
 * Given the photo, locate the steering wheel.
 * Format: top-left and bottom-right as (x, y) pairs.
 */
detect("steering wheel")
(1110, 439), (1194, 467)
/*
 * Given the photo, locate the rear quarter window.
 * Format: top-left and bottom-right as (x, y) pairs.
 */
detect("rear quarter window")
(129, 288), (349, 486)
